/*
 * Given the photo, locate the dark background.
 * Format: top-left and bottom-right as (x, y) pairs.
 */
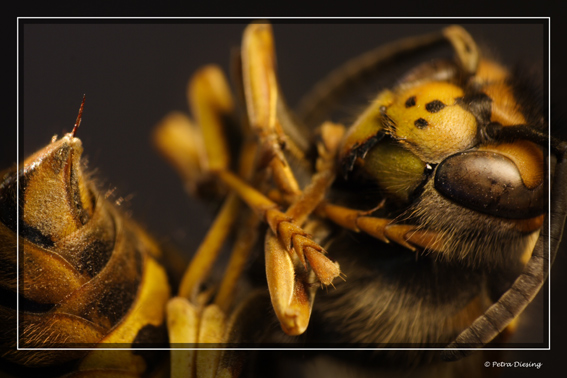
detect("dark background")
(10, 20), (565, 376)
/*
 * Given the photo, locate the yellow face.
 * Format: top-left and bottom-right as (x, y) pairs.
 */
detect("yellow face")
(386, 81), (478, 163)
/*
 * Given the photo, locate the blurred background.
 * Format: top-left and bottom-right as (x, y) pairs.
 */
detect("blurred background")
(10, 20), (563, 376)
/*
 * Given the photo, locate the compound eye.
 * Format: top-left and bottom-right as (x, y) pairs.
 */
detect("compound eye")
(434, 151), (544, 219)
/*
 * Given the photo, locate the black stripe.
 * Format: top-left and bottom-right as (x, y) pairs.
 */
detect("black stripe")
(0, 285), (56, 313)
(68, 151), (90, 225)
(73, 207), (116, 277)
(78, 236), (115, 277)
(0, 170), (19, 232)
(0, 170), (55, 248)
(92, 279), (139, 325)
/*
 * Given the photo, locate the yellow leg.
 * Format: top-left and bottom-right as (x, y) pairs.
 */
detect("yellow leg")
(195, 304), (226, 378)
(153, 112), (211, 197)
(157, 66), (245, 302)
(241, 22), (301, 197)
(178, 193), (241, 300)
(213, 210), (261, 313)
(158, 25), (348, 352)
(157, 64), (265, 320)
(188, 65), (233, 173)
(216, 169), (336, 283)
(265, 230), (316, 335)
(215, 122), (345, 287)
(167, 297), (199, 378)
(166, 298), (228, 378)
(320, 202), (445, 252)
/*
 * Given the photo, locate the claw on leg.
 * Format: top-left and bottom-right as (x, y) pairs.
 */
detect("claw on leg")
(303, 247), (342, 287)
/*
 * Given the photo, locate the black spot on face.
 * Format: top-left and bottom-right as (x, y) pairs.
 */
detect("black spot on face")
(414, 118), (429, 129)
(405, 96), (416, 108)
(425, 100), (445, 113)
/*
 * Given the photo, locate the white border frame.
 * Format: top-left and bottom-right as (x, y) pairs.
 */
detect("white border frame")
(15, 16), (551, 354)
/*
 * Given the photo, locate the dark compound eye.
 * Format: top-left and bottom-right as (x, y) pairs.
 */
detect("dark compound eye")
(405, 96), (416, 108)
(414, 118), (429, 129)
(425, 100), (445, 113)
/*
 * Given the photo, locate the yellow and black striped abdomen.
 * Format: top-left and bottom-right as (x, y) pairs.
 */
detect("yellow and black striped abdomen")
(0, 134), (170, 375)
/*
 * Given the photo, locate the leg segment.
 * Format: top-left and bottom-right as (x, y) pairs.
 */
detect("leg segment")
(241, 22), (301, 197)
(320, 203), (445, 252)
